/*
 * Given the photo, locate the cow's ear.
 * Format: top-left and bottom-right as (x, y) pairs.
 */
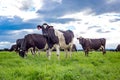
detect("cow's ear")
(37, 25), (42, 30)
(48, 26), (54, 29)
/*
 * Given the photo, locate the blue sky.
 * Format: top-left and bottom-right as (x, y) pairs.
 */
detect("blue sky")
(0, 0), (120, 49)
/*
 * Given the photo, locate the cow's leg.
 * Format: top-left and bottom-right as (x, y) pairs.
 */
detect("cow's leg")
(69, 50), (72, 58)
(55, 45), (60, 60)
(64, 49), (68, 58)
(38, 50), (40, 56)
(85, 50), (89, 56)
(33, 47), (36, 55)
(47, 49), (51, 60)
(69, 46), (73, 58)
(24, 51), (28, 57)
(30, 49), (34, 55)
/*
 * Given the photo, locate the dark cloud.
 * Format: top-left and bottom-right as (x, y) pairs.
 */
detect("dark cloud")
(111, 28), (116, 30)
(87, 26), (101, 30)
(37, 0), (120, 19)
(44, 18), (80, 24)
(37, 0), (92, 18)
(96, 29), (110, 33)
(0, 16), (36, 30)
(80, 32), (86, 34)
(109, 18), (120, 22)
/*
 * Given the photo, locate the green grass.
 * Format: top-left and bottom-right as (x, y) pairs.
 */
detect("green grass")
(0, 51), (120, 80)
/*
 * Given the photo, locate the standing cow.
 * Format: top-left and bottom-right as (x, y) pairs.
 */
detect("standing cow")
(115, 44), (120, 51)
(77, 37), (106, 56)
(37, 23), (74, 60)
(19, 34), (48, 58)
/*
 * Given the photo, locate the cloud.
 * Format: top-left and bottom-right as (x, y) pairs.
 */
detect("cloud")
(0, 16), (38, 30)
(0, 29), (42, 43)
(0, 0), (43, 21)
(109, 18), (120, 22)
(96, 29), (110, 33)
(44, 18), (80, 24)
(87, 26), (101, 30)
(0, 41), (15, 49)
(106, 0), (119, 4)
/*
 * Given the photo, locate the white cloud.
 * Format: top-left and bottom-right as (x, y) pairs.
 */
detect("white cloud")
(52, 0), (62, 4)
(0, 0), (43, 21)
(106, 0), (118, 4)
(8, 29), (42, 39)
(0, 41), (15, 49)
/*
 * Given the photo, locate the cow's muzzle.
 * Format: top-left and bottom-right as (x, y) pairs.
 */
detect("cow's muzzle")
(19, 50), (25, 58)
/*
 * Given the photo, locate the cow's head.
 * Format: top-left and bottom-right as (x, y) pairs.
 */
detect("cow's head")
(18, 39), (26, 58)
(37, 23), (53, 37)
(77, 37), (85, 45)
(19, 49), (26, 58)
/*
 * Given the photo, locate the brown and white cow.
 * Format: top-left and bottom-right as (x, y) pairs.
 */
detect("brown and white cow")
(37, 23), (74, 60)
(77, 37), (106, 56)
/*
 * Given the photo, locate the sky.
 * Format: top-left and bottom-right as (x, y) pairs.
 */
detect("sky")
(0, 0), (120, 49)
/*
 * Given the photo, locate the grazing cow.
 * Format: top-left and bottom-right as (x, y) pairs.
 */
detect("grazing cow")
(19, 34), (48, 58)
(37, 23), (74, 60)
(16, 38), (38, 55)
(77, 37), (106, 56)
(115, 44), (120, 51)
(9, 44), (17, 51)
(16, 38), (24, 52)
(9, 39), (24, 52)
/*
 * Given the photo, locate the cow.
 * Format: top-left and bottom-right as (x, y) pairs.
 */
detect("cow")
(77, 37), (106, 56)
(19, 34), (48, 58)
(16, 38), (24, 52)
(115, 44), (120, 51)
(37, 23), (74, 60)
(9, 39), (24, 52)
(17, 38), (37, 55)
(9, 44), (17, 51)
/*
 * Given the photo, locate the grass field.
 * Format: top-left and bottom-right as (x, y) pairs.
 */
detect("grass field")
(0, 51), (120, 80)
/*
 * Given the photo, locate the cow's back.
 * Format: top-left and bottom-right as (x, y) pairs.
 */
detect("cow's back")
(25, 34), (47, 49)
(85, 38), (106, 50)
(59, 30), (74, 45)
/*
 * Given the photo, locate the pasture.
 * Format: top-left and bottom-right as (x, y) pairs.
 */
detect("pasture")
(0, 51), (120, 80)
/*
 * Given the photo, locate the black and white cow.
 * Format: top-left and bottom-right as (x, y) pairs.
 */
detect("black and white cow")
(77, 37), (106, 56)
(37, 23), (74, 59)
(19, 34), (48, 58)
